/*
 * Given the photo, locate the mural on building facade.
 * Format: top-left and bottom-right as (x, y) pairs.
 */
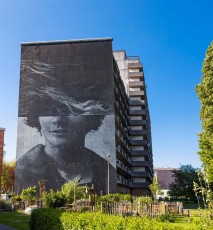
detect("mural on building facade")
(15, 41), (116, 194)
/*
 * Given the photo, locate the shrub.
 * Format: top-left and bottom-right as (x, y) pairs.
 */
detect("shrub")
(157, 214), (175, 223)
(61, 180), (87, 204)
(11, 195), (22, 202)
(21, 186), (37, 203)
(133, 196), (152, 207)
(98, 193), (131, 203)
(30, 209), (184, 230)
(42, 190), (66, 208)
(29, 208), (62, 230)
(60, 212), (180, 230)
(0, 199), (10, 209)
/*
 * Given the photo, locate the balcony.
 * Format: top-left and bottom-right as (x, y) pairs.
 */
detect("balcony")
(129, 91), (144, 96)
(115, 116), (129, 143)
(128, 71), (143, 78)
(131, 182), (150, 188)
(129, 110), (146, 116)
(130, 139), (147, 146)
(117, 175), (131, 187)
(131, 171), (152, 181)
(130, 130), (147, 136)
(131, 150), (153, 169)
(116, 159), (132, 177)
(116, 144), (131, 165)
(128, 63), (142, 69)
(131, 161), (149, 167)
(131, 150), (149, 156)
(129, 120), (146, 126)
(129, 81), (144, 88)
(129, 99), (144, 106)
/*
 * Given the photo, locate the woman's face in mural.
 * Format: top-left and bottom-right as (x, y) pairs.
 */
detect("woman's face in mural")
(39, 116), (85, 147)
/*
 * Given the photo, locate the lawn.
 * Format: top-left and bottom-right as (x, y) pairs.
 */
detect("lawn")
(0, 211), (30, 230)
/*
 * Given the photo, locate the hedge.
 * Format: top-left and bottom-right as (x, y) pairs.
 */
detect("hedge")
(29, 209), (185, 230)
(29, 208), (62, 230)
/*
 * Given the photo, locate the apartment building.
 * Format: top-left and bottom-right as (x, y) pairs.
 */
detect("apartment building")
(114, 51), (153, 195)
(15, 38), (153, 195)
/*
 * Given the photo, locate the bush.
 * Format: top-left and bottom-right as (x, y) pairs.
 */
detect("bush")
(98, 193), (131, 203)
(157, 214), (175, 223)
(11, 195), (22, 202)
(42, 190), (66, 208)
(30, 209), (183, 230)
(21, 186), (37, 203)
(29, 208), (62, 230)
(0, 199), (11, 209)
(60, 212), (180, 230)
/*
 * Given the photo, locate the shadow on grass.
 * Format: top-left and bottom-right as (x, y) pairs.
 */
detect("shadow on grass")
(0, 211), (30, 230)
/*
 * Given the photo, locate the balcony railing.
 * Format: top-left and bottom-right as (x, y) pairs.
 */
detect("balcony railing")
(116, 144), (131, 164)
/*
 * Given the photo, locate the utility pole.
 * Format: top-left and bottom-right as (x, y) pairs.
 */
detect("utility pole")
(107, 154), (110, 194)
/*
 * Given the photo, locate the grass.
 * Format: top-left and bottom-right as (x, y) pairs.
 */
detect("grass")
(169, 215), (201, 229)
(0, 211), (30, 230)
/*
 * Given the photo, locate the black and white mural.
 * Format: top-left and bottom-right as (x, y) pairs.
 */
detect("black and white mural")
(15, 41), (117, 194)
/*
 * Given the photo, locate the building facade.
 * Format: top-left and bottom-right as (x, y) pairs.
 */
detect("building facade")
(154, 167), (178, 198)
(15, 38), (153, 196)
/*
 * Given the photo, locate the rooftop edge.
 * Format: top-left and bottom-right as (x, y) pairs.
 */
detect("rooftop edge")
(21, 37), (113, 46)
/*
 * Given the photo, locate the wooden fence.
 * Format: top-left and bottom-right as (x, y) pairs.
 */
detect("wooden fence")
(100, 201), (183, 217)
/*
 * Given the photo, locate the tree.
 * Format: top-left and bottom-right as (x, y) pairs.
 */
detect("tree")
(149, 176), (160, 203)
(21, 186), (38, 206)
(1, 161), (15, 193)
(169, 165), (200, 202)
(60, 180), (87, 204)
(196, 42), (213, 181)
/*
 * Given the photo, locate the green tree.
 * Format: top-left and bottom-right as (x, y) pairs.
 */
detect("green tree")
(21, 186), (38, 205)
(169, 165), (200, 202)
(149, 176), (160, 203)
(61, 180), (87, 204)
(1, 161), (15, 193)
(196, 41), (213, 182)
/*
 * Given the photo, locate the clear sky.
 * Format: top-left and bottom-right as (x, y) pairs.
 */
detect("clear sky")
(0, 0), (212, 168)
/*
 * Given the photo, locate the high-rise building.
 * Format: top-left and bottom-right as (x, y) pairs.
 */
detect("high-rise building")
(15, 38), (153, 196)
(114, 51), (153, 195)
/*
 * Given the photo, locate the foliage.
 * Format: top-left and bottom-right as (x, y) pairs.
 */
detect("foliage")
(61, 180), (87, 204)
(42, 190), (66, 208)
(133, 196), (152, 207)
(11, 195), (22, 202)
(196, 41), (213, 182)
(169, 165), (199, 201)
(0, 199), (10, 209)
(1, 160), (15, 193)
(98, 193), (131, 203)
(30, 208), (62, 230)
(0, 209), (202, 230)
(157, 214), (175, 223)
(20, 186), (37, 202)
(38, 210), (181, 230)
(149, 176), (160, 202)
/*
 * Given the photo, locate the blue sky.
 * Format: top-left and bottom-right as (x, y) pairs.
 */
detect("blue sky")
(0, 0), (212, 167)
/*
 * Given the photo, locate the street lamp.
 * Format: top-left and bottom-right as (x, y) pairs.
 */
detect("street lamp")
(107, 154), (111, 194)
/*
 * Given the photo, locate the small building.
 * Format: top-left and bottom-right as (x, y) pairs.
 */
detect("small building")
(154, 167), (179, 198)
